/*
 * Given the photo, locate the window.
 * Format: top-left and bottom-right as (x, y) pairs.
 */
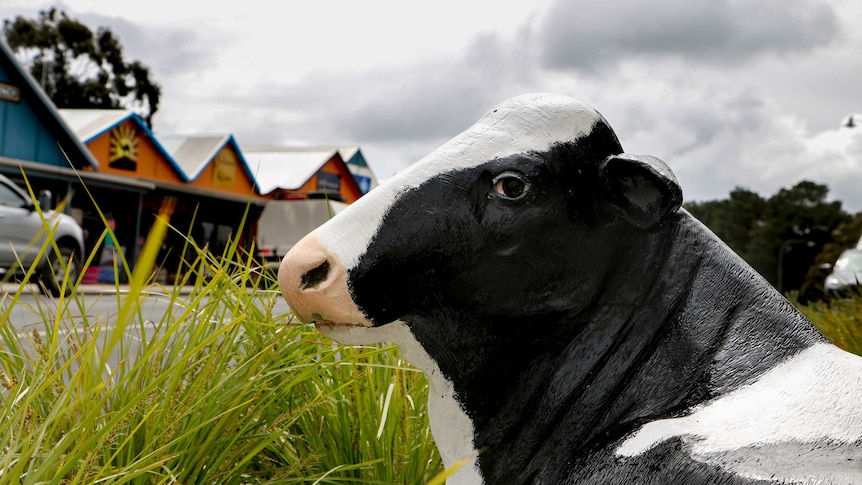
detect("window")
(0, 181), (26, 208)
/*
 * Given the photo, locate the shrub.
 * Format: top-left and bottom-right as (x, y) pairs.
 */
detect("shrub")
(796, 296), (862, 357)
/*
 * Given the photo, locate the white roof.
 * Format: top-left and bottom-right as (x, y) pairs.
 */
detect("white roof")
(58, 109), (134, 142)
(338, 146), (359, 162)
(158, 134), (230, 181)
(241, 145), (338, 195)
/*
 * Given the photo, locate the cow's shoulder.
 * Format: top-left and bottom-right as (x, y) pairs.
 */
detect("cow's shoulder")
(614, 343), (862, 483)
(566, 439), (775, 485)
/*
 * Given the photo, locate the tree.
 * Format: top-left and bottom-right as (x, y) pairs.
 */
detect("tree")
(687, 187), (765, 255)
(745, 181), (848, 295)
(3, 8), (160, 127)
(685, 181), (851, 299)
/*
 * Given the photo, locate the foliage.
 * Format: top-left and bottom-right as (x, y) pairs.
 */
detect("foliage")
(3, 8), (160, 127)
(0, 193), (442, 483)
(794, 295), (862, 356)
(684, 187), (766, 256)
(686, 180), (851, 299)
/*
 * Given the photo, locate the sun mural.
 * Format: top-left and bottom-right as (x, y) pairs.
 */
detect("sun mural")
(109, 124), (139, 171)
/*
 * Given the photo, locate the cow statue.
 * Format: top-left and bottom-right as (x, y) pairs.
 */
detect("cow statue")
(278, 93), (862, 484)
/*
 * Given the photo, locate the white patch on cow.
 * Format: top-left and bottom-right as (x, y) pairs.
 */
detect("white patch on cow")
(616, 343), (862, 482)
(317, 320), (484, 485)
(313, 93), (602, 271)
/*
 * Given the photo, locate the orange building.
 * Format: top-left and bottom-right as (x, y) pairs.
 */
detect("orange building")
(60, 110), (268, 279)
(241, 145), (364, 203)
(160, 134), (261, 199)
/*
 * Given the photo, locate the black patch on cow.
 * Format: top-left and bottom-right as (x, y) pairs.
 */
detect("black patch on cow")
(561, 439), (775, 485)
(349, 119), (623, 324)
(346, 119), (824, 483)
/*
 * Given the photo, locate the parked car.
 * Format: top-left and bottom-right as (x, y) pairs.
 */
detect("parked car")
(824, 248), (862, 296)
(0, 173), (84, 296)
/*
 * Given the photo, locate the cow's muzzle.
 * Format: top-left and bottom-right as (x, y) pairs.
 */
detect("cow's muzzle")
(278, 232), (372, 327)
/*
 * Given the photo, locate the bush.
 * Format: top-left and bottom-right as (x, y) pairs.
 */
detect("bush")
(796, 295), (862, 357)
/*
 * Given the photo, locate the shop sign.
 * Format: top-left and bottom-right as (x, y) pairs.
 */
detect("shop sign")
(0, 82), (20, 102)
(213, 150), (237, 189)
(354, 175), (372, 194)
(108, 124), (139, 171)
(317, 171), (341, 192)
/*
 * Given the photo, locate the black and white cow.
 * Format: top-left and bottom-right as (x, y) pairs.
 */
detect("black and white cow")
(278, 93), (862, 484)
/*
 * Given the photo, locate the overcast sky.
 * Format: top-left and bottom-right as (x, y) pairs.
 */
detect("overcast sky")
(3, 0), (862, 210)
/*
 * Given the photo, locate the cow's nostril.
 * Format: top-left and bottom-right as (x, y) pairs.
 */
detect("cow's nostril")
(300, 260), (331, 290)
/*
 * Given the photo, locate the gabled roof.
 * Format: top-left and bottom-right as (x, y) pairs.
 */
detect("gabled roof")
(159, 133), (230, 180)
(59, 108), (135, 143)
(241, 145), (341, 195)
(159, 133), (260, 191)
(339, 146), (362, 165)
(0, 39), (99, 169)
(308, 146), (367, 167)
(59, 108), (187, 181)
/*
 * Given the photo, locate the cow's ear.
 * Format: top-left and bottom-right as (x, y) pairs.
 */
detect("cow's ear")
(599, 154), (682, 229)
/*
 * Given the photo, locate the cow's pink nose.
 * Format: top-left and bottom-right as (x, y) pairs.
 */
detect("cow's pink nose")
(278, 233), (372, 326)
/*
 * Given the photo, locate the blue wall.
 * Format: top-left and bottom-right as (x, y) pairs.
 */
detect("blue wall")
(0, 62), (68, 167)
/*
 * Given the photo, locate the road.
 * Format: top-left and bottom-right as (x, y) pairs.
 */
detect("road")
(0, 283), (291, 366)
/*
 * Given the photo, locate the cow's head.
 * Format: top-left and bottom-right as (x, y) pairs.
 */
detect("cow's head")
(278, 93), (682, 346)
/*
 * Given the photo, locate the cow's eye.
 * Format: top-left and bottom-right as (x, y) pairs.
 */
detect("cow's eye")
(492, 172), (530, 200)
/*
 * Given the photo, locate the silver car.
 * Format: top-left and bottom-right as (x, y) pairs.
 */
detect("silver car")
(0, 173), (84, 296)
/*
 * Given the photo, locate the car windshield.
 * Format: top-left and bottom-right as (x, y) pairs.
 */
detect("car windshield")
(834, 250), (862, 272)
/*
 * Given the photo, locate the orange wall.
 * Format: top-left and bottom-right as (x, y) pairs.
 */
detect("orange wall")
(86, 119), (184, 184)
(295, 155), (363, 203)
(188, 144), (259, 198)
(85, 121), (360, 203)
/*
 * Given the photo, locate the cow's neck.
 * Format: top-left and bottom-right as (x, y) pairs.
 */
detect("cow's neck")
(408, 211), (823, 483)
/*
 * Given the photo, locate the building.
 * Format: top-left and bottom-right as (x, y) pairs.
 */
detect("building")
(0, 39), (378, 282)
(336, 147), (378, 194)
(242, 145), (364, 203)
(0, 39), (156, 275)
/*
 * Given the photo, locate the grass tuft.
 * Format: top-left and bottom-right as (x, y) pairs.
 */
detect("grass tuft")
(0, 188), (442, 484)
(796, 296), (862, 356)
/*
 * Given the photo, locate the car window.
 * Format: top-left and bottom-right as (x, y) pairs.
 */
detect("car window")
(0, 181), (27, 208)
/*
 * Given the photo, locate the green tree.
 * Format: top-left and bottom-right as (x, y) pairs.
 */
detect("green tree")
(687, 187), (765, 255)
(3, 8), (160, 127)
(745, 181), (848, 294)
(686, 181), (850, 298)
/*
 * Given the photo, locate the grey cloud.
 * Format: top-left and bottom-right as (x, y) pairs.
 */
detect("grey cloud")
(76, 12), (224, 76)
(210, 31), (541, 174)
(539, 0), (839, 72)
(339, 75), (496, 142)
(322, 33), (538, 143)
